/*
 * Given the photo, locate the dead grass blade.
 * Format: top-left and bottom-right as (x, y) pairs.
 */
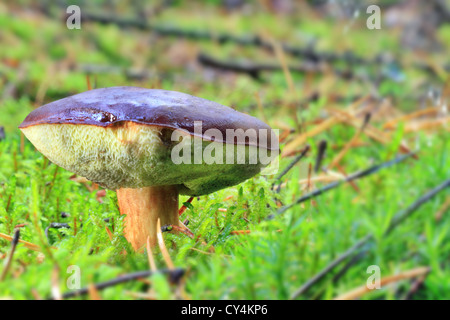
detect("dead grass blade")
(51, 266), (61, 300)
(282, 96), (371, 157)
(156, 218), (175, 270)
(268, 37), (295, 96)
(435, 196), (450, 222)
(383, 107), (439, 130)
(88, 283), (102, 300)
(146, 236), (157, 272)
(0, 232), (47, 252)
(334, 266), (430, 300)
(276, 152), (415, 216)
(0, 229), (20, 281)
(328, 114), (370, 170)
(403, 117), (450, 133)
(330, 107), (414, 155)
(290, 177), (449, 299)
(282, 117), (339, 157)
(104, 226), (113, 242)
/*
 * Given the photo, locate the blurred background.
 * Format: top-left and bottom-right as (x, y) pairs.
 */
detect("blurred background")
(0, 0), (449, 300)
(2, 0), (449, 130)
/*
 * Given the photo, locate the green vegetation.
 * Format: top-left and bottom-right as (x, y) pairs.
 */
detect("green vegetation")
(0, 1), (449, 300)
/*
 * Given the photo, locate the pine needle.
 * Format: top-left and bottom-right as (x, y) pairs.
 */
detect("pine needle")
(146, 236), (157, 272)
(434, 196), (450, 222)
(156, 218), (175, 270)
(0, 229), (20, 281)
(88, 283), (102, 300)
(0, 232), (47, 252)
(383, 107), (439, 130)
(281, 117), (339, 157)
(334, 266), (430, 300)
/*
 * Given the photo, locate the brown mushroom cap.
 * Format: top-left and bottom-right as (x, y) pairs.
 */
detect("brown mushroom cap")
(19, 86), (277, 195)
(19, 86), (275, 147)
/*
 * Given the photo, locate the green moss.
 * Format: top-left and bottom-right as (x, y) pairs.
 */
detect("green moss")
(0, 0), (449, 300)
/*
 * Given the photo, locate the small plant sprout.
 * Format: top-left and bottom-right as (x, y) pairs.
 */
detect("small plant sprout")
(19, 86), (277, 251)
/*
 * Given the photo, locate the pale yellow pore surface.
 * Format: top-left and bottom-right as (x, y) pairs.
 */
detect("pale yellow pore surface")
(21, 123), (166, 190)
(21, 122), (265, 194)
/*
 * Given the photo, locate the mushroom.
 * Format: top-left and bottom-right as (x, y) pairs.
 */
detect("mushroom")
(19, 87), (277, 250)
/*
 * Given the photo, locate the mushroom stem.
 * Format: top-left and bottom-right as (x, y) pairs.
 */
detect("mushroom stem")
(117, 185), (180, 250)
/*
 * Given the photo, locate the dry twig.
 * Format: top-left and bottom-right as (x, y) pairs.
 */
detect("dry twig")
(334, 267), (430, 300)
(0, 229), (20, 281)
(290, 177), (449, 299)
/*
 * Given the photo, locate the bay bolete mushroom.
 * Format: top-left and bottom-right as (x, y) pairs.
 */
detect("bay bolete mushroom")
(19, 86), (277, 250)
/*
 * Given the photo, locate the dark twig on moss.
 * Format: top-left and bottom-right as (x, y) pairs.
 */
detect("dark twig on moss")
(385, 178), (450, 234)
(402, 273), (428, 300)
(0, 126), (5, 142)
(79, 64), (160, 81)
(314, 140), (328, 173)
(178, 197), (194, 216)
(46, 2), (448, 80)
(45, 223), (70, 240)
(56, 268), (185, 300)
(161, 224), (195, 239)
(274, 152), (416, 217)
(198, 53), (360, 81)
(0, 228), (20, 281)
(273, 145), (310, 191)
(72, 11), (372, 66)
(290, 178), (450, 299)
(290, 235), (371, 299)
(331, 250), (368, 285)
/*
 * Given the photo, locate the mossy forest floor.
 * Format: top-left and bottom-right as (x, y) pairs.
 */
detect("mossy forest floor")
(0, 1), (449, 299)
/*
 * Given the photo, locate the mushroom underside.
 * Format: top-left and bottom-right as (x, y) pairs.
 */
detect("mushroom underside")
(21, 122), (272, 250)
(20, 122), (269, 195)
